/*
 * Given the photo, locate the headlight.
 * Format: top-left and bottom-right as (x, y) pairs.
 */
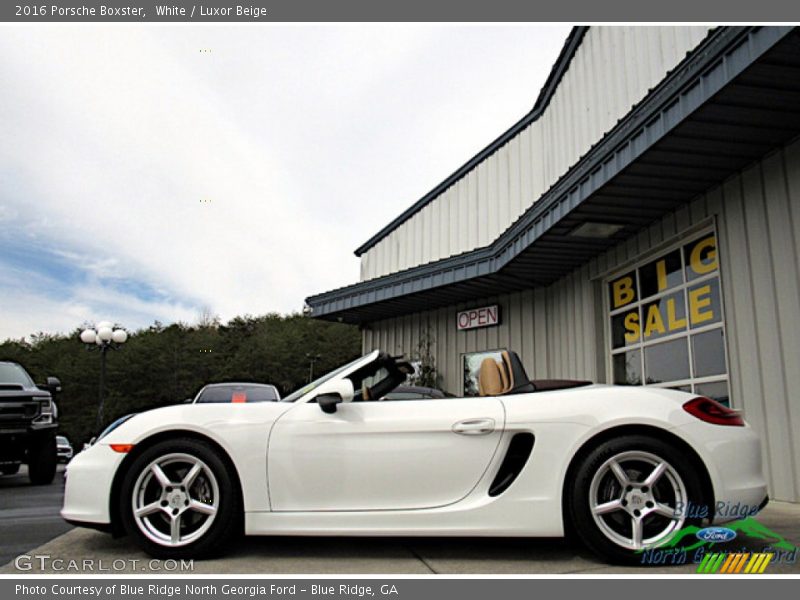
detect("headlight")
(95, 413), (137, 443)
(34, 397), (54, 424)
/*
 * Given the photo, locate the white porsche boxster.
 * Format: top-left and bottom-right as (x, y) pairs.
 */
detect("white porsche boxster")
(62, 350), (768, 564)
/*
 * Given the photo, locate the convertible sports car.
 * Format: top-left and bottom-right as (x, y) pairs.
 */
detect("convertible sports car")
(62, 349), (768, 564)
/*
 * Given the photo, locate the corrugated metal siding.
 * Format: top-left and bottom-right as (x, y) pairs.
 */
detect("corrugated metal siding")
(590, 139), (800, 503)
(362, 264), (598, 393)
(363, 135), (800, 502)
(716, 143), (800, 503)
(360, 26), (713, 281)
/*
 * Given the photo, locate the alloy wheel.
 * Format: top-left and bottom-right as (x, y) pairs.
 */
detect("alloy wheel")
(588, 450), (687, 550)
(131, 452), (220, 547)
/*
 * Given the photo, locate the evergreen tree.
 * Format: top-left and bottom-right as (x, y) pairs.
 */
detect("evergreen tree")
(0, 314), (361, 446)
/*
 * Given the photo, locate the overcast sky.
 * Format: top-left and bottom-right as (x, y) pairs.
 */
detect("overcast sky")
(0, 25), (570, 340)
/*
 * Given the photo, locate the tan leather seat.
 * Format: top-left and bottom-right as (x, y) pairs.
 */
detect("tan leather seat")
(478, 358), (503, 396)
(478, 357), (514, 396)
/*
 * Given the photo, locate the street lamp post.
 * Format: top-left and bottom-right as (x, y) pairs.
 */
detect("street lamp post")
(80, 322), (128, 433)
(306, 353), (321, 383)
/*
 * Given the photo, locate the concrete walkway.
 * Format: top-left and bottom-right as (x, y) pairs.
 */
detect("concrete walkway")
(3, 502), (798, 575)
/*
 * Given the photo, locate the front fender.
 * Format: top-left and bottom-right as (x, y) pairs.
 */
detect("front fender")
(99, 402), (293, 513)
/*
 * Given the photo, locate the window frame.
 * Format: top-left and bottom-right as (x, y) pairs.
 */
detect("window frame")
(461, 349), (505, 397)
(603, 226), (732, 405)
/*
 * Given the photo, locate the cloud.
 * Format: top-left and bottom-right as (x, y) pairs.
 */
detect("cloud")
(0, 25), (570, 341)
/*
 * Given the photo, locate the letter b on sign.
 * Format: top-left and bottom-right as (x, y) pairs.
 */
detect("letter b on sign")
(611, 273), (636, 309)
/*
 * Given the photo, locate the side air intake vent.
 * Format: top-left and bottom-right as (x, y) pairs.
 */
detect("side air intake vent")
(488, 432), (535, 497)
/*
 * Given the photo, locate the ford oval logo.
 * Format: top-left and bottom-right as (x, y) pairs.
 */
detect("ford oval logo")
(696, 527), (737, 543)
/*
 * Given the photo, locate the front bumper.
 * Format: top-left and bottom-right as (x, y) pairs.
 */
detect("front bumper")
(61, 443), (125, 526)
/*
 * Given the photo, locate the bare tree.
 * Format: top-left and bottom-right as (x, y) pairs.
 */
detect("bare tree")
(411, 325), (439, 389)
(196, 306), (221, 329)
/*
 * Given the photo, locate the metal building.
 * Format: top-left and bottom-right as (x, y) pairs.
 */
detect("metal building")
(307, 26), (800, 503)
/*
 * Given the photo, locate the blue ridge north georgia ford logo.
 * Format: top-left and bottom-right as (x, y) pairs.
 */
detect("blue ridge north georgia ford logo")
(696, 527), (738, 543)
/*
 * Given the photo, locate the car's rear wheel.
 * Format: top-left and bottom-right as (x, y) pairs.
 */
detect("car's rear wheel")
(120, 438), (241, 559)
(569, 435), (705, 565)
(28, 435), (57, 485)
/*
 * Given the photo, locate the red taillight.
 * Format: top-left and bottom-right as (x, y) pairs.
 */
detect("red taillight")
(683, 397), (744, 426)
(110, 444), (135, 453)
(231, 391), (246, 403)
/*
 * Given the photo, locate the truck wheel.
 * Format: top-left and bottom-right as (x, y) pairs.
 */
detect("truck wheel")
(1, 464), (21, 476)
(28, 435), (57, 485)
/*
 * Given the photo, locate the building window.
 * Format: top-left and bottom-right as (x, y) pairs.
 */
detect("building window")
(463, 350), (503, 397)
(607, 231), (730, 405)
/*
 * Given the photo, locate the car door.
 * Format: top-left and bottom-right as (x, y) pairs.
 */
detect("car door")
(267, 396), (505, 511)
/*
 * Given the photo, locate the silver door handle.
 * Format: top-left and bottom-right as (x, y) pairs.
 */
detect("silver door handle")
(452, 418), (495, 435)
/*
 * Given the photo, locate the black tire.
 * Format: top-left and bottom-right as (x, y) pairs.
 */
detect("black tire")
(567, 435), (705, 565)
(119, 438), (242, 559)
(1, 464), (21, 476)
(28, 435), (57, 485)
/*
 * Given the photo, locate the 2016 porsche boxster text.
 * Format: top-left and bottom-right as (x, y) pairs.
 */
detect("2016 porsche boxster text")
(61, 350), (768, 564)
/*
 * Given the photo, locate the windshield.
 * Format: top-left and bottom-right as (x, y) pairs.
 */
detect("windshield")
(0, 363), (34, 387)
(281, 355), (367, 402)
(197, 384), (279, 403)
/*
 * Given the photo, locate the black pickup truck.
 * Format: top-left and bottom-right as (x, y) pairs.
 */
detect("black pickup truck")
(0, 361), (61, 484)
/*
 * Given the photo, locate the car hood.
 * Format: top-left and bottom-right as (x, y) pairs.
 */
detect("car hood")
(99, 400), (294, 447)
(0, 388), (50, 401)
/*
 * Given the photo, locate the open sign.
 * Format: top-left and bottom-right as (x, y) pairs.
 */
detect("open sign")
(457, 305), (500, 331)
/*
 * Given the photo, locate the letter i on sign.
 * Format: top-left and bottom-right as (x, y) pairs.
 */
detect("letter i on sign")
(656, 259), (668, 292)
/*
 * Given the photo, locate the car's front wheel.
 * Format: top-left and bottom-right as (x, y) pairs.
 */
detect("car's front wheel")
(119, 438), (241, 559)
(569, 435), (705, 565)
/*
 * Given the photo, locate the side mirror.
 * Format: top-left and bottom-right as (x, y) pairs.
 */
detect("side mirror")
(47, 377), (62, 394)
(312, 378), (355, 413)
(183, 398), (193, 404)
(317, 392), (343, 414)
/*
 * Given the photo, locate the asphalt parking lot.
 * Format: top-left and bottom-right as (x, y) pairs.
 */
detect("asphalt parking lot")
(0, 464), (73, 566)
(1, 473), (798, 575)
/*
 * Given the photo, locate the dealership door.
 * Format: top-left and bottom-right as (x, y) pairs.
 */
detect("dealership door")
(267, 397), (504, 511)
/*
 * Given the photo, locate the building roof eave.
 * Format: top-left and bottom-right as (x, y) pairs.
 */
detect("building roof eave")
(353, 26), (589, 257)
(309, 26), (800, 324)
